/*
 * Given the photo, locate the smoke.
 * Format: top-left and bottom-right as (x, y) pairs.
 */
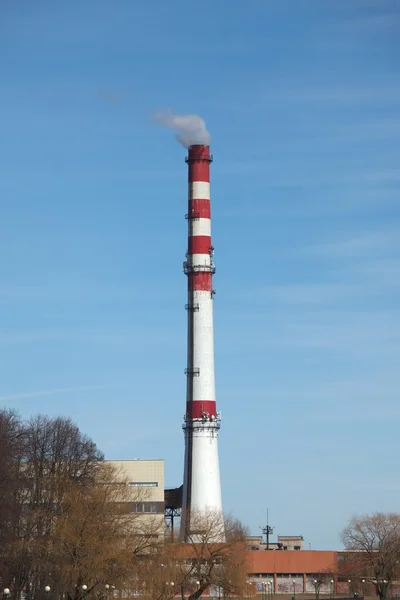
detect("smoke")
(153, 109), (211, 148)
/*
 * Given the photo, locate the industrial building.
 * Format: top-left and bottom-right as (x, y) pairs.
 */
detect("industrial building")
(247, 549), (399, 596)
(114, 138), (386, 597)
(106, 459), (165, 535)
(247, 535), (304, 552)
(105, 459), (394, 595)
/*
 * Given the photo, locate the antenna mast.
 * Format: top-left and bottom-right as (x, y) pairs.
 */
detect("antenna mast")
(261, 509), (275, 550)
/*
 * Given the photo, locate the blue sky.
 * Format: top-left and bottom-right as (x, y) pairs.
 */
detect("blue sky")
(1, 0), (399, 550)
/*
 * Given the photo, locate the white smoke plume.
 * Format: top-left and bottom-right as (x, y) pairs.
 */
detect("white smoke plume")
(153, 109), (211, 148)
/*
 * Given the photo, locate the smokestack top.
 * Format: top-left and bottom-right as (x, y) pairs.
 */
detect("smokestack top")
(186, 144), (213, 163)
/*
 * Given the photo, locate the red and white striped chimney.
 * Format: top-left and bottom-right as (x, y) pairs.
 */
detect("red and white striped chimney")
(180, 144), (223, 541)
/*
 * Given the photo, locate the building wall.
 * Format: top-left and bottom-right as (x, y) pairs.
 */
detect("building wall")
(275, 576), (303, 594)
(248, 550), (338, 594)
(278, 536), (304, 551)
(248, 550), (338, 576)
(107, 459), (164, 501)
(106, 459), (165, 533)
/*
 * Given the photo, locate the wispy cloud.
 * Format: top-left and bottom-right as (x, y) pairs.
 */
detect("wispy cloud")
(304, 229), (400, 260)
(215, 78), (400, 112)
(0, 385), (104, 402)
(336, 10), (400, 35)
(262, 283), (362, 306)
(96, 89), (130, 105)
(0, 328), (180, 347)
(216, 162), (400, 188)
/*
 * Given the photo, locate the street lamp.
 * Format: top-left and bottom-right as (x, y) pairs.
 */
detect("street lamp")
(292, 580), (296, 600)
(44, 586), (51, 600)
(82, 585), (87, 600)
(330, 580), (334, 599)
(3, 590), (10, 600)
(348, 580), (352, 597)
(261, 582), (265, 600)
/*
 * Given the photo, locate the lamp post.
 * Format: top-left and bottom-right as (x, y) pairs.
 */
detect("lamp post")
(330, 580), (334, 599)
(348, 580), (352, 598)
(3, 589), (11, 600)
(292, 580), (296, 600)
(314, 579), (318, 600)
(383, 579), (388, 600)
(44, 586), (51, 600)
(82, 585), (87, 600)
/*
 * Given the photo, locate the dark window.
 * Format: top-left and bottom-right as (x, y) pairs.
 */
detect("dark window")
(132, 502), (163, 514)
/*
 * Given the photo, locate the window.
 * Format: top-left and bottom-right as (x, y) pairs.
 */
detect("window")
(133, 502), (161, 514)
(129, 481), (158, 487)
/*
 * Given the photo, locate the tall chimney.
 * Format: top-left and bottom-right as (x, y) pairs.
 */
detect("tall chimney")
(180, 144), (223, 541)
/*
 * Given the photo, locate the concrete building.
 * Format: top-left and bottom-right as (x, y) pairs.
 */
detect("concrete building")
(247, 535), (304, 552)
(278, 536), (304, 551)
(246, 549), (400, 596)
(248, 550), (337, 594)
(106, 459), (165, 533)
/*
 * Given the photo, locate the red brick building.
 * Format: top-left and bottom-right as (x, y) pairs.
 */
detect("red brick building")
(246, 550), (395, 596)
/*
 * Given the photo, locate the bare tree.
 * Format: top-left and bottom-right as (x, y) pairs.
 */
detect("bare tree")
(140, 511), (248, 600)
(341, 512), (400, 600)
(2, 415), (104, 599)
(310, 570), (334, 600)
(0, 409), (24, 583)
(52, 462), (162, 600)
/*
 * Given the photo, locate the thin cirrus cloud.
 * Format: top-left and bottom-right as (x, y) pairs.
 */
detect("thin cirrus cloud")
(0, 329), (180, 347)
(297, 229), (400, 260)
(0, 385), (105, 402)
